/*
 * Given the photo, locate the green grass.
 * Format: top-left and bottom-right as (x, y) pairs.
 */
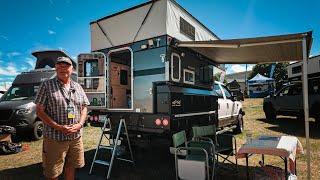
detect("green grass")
(0, 98), (319, 179)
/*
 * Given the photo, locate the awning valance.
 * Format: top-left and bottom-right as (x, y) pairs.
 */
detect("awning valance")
(178, 31), (312, 64)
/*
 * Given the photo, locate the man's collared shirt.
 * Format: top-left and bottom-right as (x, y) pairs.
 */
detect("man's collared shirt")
(35, 78), (90, 141)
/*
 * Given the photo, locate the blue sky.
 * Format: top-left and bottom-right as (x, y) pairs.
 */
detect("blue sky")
(1, 0), (320, 89)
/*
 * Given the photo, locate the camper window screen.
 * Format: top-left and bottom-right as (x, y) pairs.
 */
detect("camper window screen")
(180, 17), (195, 40)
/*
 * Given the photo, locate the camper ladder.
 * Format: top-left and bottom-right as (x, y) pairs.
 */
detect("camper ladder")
(89, 117), (134, 179)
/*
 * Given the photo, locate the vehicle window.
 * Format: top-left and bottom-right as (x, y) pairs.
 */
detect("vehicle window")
(2, 85), (38, 101)
(310, 79), (320, 95)
(288, 85), (302, 96)
(278, 86), (290, 96)
(213, 84), (223, 98)
(221, 85), (232, 99)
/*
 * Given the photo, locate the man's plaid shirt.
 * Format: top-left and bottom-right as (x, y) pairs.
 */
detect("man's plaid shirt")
(35, 78), (90, 141)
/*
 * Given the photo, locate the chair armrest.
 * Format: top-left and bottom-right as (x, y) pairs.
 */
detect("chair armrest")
(192, 136), (214, 145)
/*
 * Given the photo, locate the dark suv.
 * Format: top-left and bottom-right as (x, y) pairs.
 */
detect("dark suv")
(263, 79), (320, 123)
(0, 84), (43, 139)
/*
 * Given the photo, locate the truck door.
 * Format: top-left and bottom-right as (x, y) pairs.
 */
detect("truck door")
(274, 84), (302, 111)
(77, 53), (106, 109)
(214, 84), (227, 118)
(221, 85), (236, 120)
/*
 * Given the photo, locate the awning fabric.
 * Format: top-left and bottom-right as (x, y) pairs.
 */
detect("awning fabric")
(178, 32), (312, 64)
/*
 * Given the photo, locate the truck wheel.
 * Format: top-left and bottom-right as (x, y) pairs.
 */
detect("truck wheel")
(234, 113), (244, 134)
(264, 104), (276, 121)
(32, 121), (44, 140)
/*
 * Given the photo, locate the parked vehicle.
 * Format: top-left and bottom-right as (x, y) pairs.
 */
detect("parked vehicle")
(214, 81), (245, 133)
(0, 50), (76, 140)
(263, 78), (320, 123)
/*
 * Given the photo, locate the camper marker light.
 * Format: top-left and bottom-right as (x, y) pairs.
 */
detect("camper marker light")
(155, 119), (161, 126)
(162, 119), (169, 126)
(140, 44), (147, 49)
(94, 116), (99, 121)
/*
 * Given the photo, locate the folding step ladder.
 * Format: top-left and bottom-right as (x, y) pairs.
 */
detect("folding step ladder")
(89, 117), (134, 179)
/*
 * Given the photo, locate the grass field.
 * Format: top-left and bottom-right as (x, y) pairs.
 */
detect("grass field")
(0, 98), (319, 179)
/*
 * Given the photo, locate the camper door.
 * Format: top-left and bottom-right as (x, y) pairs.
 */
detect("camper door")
(107, 47), (133, 110)
(77, 53), (106, 109)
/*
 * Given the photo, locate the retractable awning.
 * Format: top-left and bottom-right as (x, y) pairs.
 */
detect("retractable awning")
(179, 31), (313, 179)
(178, 31), (312, 64)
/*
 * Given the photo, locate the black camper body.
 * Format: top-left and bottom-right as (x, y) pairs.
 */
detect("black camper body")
(77, 0), (220, 144)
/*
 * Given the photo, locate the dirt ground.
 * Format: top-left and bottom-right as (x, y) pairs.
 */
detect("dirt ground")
(0, 98), (319, 179)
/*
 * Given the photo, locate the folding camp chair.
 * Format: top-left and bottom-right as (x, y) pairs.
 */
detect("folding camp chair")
(192, 125), (238, 171)
(172, 130), (215, 180)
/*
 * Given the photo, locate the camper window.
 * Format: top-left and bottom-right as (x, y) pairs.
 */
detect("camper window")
(84, 59), (99, 77)
(180, 17), (195, 40)
(171, 53), (181, 82)
(120, 70), (128, 85)
(183, 69), (195, 85)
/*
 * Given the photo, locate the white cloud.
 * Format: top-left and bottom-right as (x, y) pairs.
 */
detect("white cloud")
(48, 30), (56, 35)
(7, 52), (21, 57)
(26, 57), (36, 68)
(227, 64), (255, 74)
(55, 17), (62, 21)
(0, 35), (8, 41)
(0, 66), (19, 76)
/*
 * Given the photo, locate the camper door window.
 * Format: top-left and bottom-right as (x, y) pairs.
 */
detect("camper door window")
(84, 59), (99, 77)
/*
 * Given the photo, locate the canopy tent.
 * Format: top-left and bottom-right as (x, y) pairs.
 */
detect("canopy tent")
(178, 31), (313, 179)
(248, 73), (275, 98)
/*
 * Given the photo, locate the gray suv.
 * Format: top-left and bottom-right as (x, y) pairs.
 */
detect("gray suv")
(263, 80), (320, 123)
(0, 84), (43, 139)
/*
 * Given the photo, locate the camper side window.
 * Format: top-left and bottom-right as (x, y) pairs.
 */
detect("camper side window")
(183, 69), (195, 85)
(171, 53), (181, 82)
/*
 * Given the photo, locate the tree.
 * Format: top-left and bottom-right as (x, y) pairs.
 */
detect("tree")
(249, 63), (289, 90)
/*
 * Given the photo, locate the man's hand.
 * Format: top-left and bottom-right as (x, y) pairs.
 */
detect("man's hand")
(57, 124), (82, 135)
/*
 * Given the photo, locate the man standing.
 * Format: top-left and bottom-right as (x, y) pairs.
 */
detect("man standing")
(35, 57), (90, 180)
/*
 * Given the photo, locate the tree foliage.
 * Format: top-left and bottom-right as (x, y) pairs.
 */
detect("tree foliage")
(249, 63), (289, 90)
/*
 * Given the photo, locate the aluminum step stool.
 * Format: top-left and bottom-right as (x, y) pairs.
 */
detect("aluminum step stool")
(89, 117), (134, 179)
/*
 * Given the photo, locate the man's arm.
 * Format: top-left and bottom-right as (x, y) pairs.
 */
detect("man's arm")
(36, 104), (71, 134)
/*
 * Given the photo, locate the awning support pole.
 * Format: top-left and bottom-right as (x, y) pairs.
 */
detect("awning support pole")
(302, 37), (311, 180)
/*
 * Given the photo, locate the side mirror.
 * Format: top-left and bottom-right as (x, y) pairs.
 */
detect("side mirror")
(231, 95), (237, 101)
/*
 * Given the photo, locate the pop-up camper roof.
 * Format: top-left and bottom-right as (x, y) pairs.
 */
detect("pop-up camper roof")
(90, 0), (219, 51)
(32, 50), (76, 69)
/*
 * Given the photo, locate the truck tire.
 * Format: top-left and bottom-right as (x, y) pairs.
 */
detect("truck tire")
(264, 103), (276, 121)
(234, 112), (244, 134)
(32, 121), (44, 140)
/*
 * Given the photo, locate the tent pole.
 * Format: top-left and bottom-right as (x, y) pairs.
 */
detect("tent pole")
(302, 37), (311, 180)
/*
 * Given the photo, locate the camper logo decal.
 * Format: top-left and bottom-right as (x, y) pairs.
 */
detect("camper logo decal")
(172, 100), (181, 107)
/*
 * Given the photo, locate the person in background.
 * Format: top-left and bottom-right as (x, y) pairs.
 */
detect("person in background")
(35, 57), (90, 180)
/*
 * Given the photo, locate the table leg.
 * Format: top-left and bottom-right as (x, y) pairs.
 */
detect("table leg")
(262, 154), (265, 164)
(284, 157), (288, 179)
(295, 158), (297, 175)
(246, 154), (249, 180)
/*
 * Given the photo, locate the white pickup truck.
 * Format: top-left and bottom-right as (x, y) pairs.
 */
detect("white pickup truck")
(213, 81), (245, 133)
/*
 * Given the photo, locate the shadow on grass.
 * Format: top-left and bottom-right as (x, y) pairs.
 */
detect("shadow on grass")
(0, 143), (253, 180)
(257, 117), (320, 139)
